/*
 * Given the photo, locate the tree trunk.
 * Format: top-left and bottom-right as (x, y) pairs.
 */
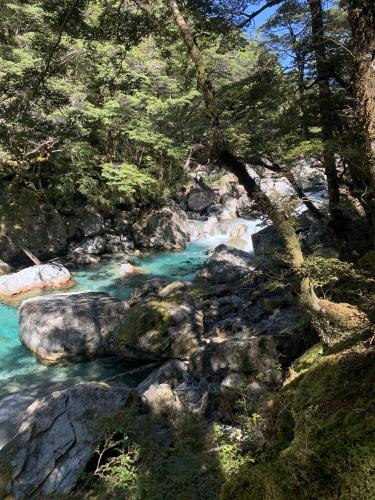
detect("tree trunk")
(251, 156), (324, 221)
(307, 0), (341, 231)
(168, 0), (320, 313)
(347, 0), (375, 246)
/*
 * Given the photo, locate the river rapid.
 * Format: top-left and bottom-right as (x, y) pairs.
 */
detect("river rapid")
(0, 218), (260, 400)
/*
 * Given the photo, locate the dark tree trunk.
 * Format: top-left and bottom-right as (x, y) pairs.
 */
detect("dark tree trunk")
(307, 0), (342, 229)
(347, 0), (375, 246)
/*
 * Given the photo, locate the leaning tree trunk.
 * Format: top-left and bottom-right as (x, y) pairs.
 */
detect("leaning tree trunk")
(307, 0), (342, 230)
(168, 0), (320, 313)
(347, 0), (375, 247)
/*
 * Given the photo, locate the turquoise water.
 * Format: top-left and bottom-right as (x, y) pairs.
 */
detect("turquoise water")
(0, 219), (259, 397)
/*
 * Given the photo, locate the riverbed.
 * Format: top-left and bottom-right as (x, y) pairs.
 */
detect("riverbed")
(0, 218), (260, 399)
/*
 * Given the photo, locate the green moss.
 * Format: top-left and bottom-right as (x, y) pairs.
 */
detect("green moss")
(286, 342), (324, 382)
(359, 250), (375, 274)
(116, 299), (176, 349)
(221, 345), (375, 500)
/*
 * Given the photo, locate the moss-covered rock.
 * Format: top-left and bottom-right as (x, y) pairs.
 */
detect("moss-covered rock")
(114, 298), (203, 360)
(221, 343), (375, 500)
(0, 185), (67, 265)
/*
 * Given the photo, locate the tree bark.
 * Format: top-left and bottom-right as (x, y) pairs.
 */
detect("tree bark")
(307, 0), (341, 230)
(168, 0), (320, 312)
(251, 156), (324, 221)
(347, 0), (375, 246)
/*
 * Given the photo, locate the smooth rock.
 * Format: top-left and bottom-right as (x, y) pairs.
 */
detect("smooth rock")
(187, 184), (215, 212)
(0, 394), (36, 451)
(120, 262), (143, 275)
(142, 383), (182, 416)
(0, 263), (71, 297)
(19, 292), (128, 364)
(0, 260), (11, 276)
(134, 208), (189, 250)
(198, 244), (254, 284)
(114, 296), (203, 361)
(0, 382), (132, 499)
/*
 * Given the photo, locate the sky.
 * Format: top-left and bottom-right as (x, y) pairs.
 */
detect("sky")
(242, 0), (337, 70)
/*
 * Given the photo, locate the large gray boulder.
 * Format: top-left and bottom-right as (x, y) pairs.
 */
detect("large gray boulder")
(0, 382), (132, 499)
(252, 225), (283, 257)
(190, 337), (279, 377)
(137, 360), (208, 416)
(113, 295), (203, 361)
(134, 208), (189, 250)
(187, 184), (215, 212)
(0, 393), (36, 451)
(198, 244), (254, 284)
(0, 263), (71, 297)
(19, 292), (128, 364)
(65, 208), (105, 240)
(67, 236), (107, 264)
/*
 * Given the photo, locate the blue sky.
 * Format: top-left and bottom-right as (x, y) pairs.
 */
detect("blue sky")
(242, 0), (337, 69)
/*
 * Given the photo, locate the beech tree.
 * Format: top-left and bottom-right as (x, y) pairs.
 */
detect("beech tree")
(167, 0), (321, 312)
(307, 0), (341, 230)
(347, 0), (375, 245)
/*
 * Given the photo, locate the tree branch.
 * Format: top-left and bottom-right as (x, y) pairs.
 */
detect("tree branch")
(237, 0), (284, 29)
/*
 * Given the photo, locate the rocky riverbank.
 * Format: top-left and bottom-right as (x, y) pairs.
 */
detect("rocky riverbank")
(0, 159), (339, 498)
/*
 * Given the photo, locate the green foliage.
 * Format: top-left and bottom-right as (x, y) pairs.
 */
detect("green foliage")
(283, 139), (323, 161)
(221, 339), (375, 500)
(76, 406), (256, 500)
(101, 162), (157, 193)
(303, 256), (375, 319)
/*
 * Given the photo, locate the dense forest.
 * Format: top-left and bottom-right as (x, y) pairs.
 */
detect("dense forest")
(0, 0), (374, 499)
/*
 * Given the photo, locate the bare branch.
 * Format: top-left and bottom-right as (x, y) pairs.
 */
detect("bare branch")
(237, 0), (285, 29)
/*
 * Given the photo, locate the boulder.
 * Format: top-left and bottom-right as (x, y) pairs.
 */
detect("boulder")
(67, 236), (107, 265)
(291, 158), (326, 192)
(77, 207), (104, 237)
(0, 263), (71, 297)
(114, 296), (203, 361)
(0, 382), (132, 499)
(142, 383), (182, 416)
(68, 235), (106, 256)
(19, 292), (128, 364)
(120, 262), (144, 276)
(128, 278), (168, 306)
(137, 360), (189, 396)
(0, 393), (36, 451)
(137, 360), (208, 415)
(134, 208), (189, 250)
(190, 337), (281, 377)
(0, 191), (67, 266)
(187, 184), (215, 212)
(198, 244), (254, 284)
(252, 225), (283, 257)
(0, 260), (11, 276)
(105, 234), (134, 254)
(252, 211), (336, 257)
